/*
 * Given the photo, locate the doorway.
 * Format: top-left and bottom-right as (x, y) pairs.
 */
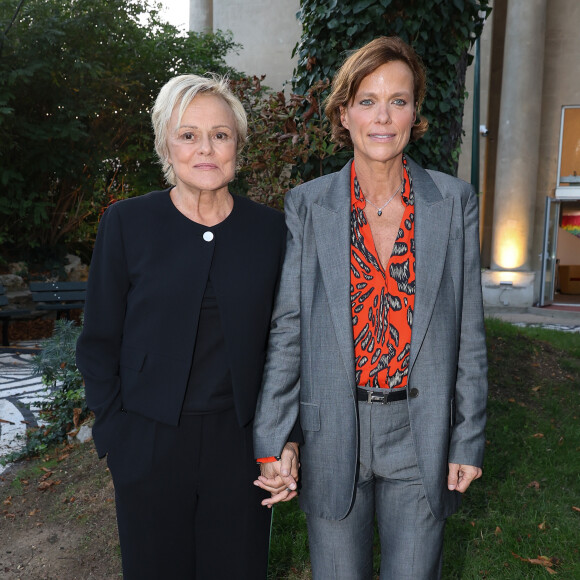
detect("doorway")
(540, 197), (580, 306)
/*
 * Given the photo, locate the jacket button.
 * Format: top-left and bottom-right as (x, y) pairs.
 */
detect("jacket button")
(409, 388), (419, 398)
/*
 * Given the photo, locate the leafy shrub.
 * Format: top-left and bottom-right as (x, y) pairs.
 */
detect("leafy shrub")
(232, 76), (336, 209)
(0, 0), (240, 255)
(1, 319), (88, 464)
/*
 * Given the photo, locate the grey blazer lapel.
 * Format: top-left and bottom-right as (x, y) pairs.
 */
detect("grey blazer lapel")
(311, 161), (356, 391)
(409, 158), (454, 372)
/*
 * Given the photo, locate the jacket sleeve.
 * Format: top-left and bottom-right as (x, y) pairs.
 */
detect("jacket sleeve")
(75, 204), (130, 457)
(253, 190), (304, 459)
(448, 186), (488, 468)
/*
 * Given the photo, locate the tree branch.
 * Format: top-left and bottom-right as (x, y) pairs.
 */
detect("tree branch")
(1, 0), (27, 56)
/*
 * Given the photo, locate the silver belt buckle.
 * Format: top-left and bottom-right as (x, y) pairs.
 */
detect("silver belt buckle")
(368, 390), (385, 404)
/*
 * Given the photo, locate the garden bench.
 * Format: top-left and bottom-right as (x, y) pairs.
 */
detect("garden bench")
(0, 283), (31, 346)
(29, 281), (87, 321)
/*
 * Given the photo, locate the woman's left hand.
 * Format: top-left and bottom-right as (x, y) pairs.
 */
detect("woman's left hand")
(447, 462), (482, 493)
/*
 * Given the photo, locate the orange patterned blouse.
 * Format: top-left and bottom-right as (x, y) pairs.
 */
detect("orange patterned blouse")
(350, 156), (415, 389)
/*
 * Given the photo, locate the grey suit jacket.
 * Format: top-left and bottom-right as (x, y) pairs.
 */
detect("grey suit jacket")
(253, 157), (488, 521)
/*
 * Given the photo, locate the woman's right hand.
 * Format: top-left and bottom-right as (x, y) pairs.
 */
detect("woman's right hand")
(254, 442), (299, 507)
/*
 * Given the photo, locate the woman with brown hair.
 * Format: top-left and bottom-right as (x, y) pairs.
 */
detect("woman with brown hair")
(254, 36), (488, 579)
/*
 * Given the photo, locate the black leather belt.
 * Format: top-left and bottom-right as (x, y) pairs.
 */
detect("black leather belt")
(357, 386), (408, 404)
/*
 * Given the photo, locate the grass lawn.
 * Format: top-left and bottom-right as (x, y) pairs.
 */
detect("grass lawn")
(1, 318), (578, 578)
(268, 319), (580, 579)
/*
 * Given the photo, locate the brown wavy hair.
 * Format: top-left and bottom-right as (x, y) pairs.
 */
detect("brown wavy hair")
(324, 36), (428, 149)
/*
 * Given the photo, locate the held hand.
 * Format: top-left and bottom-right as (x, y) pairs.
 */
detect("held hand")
(254, 442), (300, 508)
(279, 441), (299, 482)
(447, 463), (482, 493)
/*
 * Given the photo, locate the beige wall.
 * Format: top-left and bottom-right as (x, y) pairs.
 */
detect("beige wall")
(532, 0), (580, 288)
(194, 0), (580, 302)
(213, 0), (301, 90)
(431, 0), (580, 296)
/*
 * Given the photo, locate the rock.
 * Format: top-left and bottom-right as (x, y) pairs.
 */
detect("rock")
(64, 254), (89, 282)
(67, 424), (93, 445)
(68, 264), (89, 282)
(64, 254), (81, 271)
(8, 262), (28, 276)
(0, 274), (26, 291)
(76, 424), (93, 444)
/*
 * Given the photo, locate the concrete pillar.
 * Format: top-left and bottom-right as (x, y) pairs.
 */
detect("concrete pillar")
(213, 0), (301, 91)
(190, 0), (213, 32)
(490, 0), (547, 272)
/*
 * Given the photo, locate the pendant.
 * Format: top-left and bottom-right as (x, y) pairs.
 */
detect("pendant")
(377, 210), (382, 216)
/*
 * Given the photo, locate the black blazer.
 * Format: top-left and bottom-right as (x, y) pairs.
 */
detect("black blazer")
(76, 190), (286, 457)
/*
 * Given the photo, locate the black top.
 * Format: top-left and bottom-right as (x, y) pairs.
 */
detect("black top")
(182, 275), (234, 414)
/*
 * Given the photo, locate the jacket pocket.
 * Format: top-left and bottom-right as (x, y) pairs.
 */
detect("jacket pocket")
(300, 402), (320, 432)
(119, 345), (146, 372)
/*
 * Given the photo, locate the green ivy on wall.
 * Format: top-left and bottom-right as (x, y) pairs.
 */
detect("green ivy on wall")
(292, 0), (491, 176)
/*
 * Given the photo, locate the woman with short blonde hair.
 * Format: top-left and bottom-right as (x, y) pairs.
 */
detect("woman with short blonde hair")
(78, 73), (287, 579)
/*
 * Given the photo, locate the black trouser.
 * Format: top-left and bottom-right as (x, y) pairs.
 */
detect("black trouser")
(106, 407), (271, 579)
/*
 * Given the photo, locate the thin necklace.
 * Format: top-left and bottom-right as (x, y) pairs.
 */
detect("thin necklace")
(364, 178), (405, 217)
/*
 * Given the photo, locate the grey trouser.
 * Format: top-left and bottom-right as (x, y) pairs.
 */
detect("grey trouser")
(306, 396), (445, 580)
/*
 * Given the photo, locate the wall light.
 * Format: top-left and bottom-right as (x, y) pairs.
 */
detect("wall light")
(494, 225), (527, 270)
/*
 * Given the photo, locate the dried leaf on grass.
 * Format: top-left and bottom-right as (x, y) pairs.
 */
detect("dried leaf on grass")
(58, 445), (75, 462)
(37, 479), (61, 491)
(512, 553), (559, 574)
(39, 470), (53, 481)
(37, 469), (58, 491)
(73, 407), (82, 428)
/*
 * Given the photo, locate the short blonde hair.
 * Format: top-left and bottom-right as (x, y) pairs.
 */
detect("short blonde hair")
(325, 36), (428, 148)
(151, 74), (247, 185)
